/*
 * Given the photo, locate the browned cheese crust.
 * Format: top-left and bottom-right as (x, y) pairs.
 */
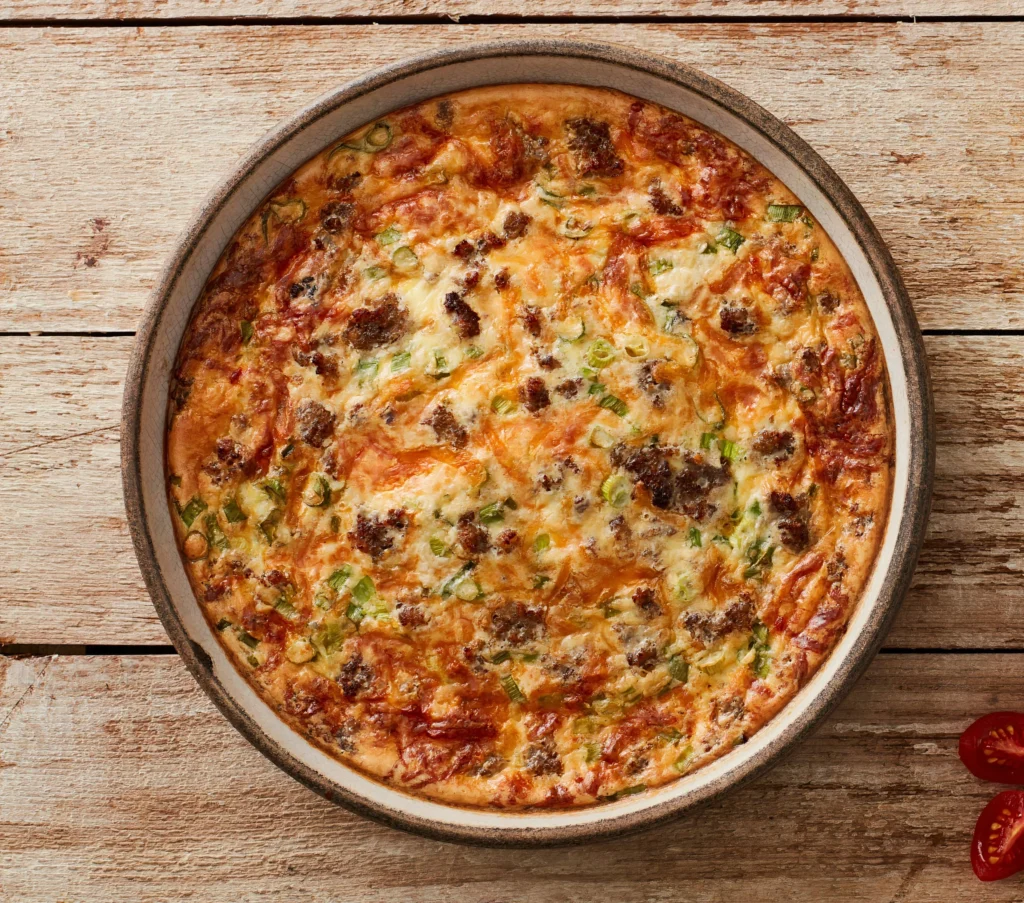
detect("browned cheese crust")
(166, 85), (892, 808)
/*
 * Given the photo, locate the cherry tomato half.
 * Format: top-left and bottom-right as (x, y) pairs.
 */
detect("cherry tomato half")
(959, 712), (1024, 784)
(972, 790), (1024, 881)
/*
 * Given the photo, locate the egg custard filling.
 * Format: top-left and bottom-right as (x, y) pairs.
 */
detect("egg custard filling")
(167, 85), (892, 808)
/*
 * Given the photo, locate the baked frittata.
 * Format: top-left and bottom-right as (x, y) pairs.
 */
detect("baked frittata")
(167, 85), (892, 808)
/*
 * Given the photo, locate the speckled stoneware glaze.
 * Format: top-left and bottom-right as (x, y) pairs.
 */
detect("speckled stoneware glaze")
(122, 40), (934, 847)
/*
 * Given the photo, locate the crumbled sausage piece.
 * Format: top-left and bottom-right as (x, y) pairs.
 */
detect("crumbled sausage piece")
(397, 602), (428, 627)
(524, 742), (563, 776)
(348, 510), (407, 560)
(611, 444), (675, 510)
(476, 232), (506, 254)
(535, 351), (560, 370)
(453, 239), (475, 260)
(327, 171), (362, 194)
(638, 360), (672, 405)
(475, 753), (506, 777)
(520, 305), (543, 337)
(343, 294), (408, 350)
(566, 117), (624, 177)
(675, 453), (731, 521)
(555, 378), (583, 399)
(491, 601), (545, 646)
(443, 291), (482, 338)
(289, 275), (317, 300)
(817, 290), (841, 313)
(295, 400), (336, 448)
(425, 404), (468, 449)
(684, 598), (755, 645)
(503, 210), (532, 240)
(519, 377), (550, 413)
(494, 268), (511, 291)
(496, 529), (520, 553)
(626, 637), (659, 671)
(753, 430), (795, 459)
(457, 511), (490, 554)
(778, 517), (810, 552)
(573, 495), (590, 515)
(801, 347), (822, 374)
(633, 587), (662, 619)
(538, 473), (562, 491)
(338, 656), (375, 699)
(460, 270), (481, 291)
(720, 305), (758, 336)
(649, 180), (683, 216)
(321, 201), (355, 234)
(292, 347), (339, 378)
(768, 491), (801, 516)
(609, 514), (632, 542)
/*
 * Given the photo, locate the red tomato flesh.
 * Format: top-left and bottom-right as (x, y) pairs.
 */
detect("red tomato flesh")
(972, 791), (1024, 881)
(960, 712), (1024, 784)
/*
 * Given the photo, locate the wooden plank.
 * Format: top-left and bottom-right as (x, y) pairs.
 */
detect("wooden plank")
(1, 334), (1021, 648)
(2, 0), (1021, 21)
(0, 651), (1019, 901)
(1, 22), (1023, 333)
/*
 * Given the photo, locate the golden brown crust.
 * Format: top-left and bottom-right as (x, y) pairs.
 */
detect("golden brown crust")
(166, 85), (892, 808)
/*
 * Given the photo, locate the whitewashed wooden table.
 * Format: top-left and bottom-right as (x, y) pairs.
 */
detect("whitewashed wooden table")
(3, 3), (1024, 900)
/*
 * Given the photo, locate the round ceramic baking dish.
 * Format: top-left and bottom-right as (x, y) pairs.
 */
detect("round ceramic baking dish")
(122, 40), (934, 847)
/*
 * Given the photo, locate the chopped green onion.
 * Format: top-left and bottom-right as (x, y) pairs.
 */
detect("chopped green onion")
(500, 674), (527, 704)
(346, 601), (365, 624)
(587, 381), (606, 396)
(584, 742), (601, 763)
(700, 240), (718, 255)
(261, 478), (286, 504)
(479, 502), (505, 524)
(578, 184), (597, 197)
(429, 537), (450, 557)
(598, 394), (628, 418)
(440, 561), (477, 599)
(327, 566), (352, 592)
(390, 351), (411, 371)
(489, 650), (511, 665)
(601, 474), (631, 508)
(238, 630), (259, 649)
(629, 282), (650, 299)
(302, 474), (332, 508)
(338, 121), (393, 154)
(533, 574), (551, 589)
(464, 344), (484, 359)
(183, 530), (209, 561)
(311, 621), (345, 656)
(204, 513), (228, 551)
(274, 597), (298, 621)
(810, 246), (820, 262)
(392, 246), (419, 271)
(743, 538), (776, 581)
(177, 495), (207, 529)
(260, 197), (307, 244)
(602, 784), (647, 801)
(215, 618), (231, 631)
(223, 498), (246, 524)
(491, 395), (516, 414)
(454, 578), (483, 601)
(667, 655), (689, 684)
(587, 338), (617, 369)
(355, 358), (379, 382)
(673, 745), (694, 772)
(590, 426), (615, 449)
(364, 265), (387, 281)
(717, 226), (745, 253)
(718, 439), (740, 461)
(648, 258), (673, 276)
(749, 499), (762, 517)
(376, 225), (401, 245)
(557, 317), (586, 343)
(623, 335), (649, 359)
(259, 510), (281, 544)
(699, 432), (715, 450)
(169, 474), (182, 488)
(240, 320), (254, 345)
(766, 203), (803, 223)
(688, 527), (702, 548)
(536, 184), (566, 208)
(534, 534), (550, 553)
(695, 392), (727, 430)
(329, 515), (341, 533)
(432, 349), (450, 379)
(562, 216), (593, 239)
(281, 443), (294, 459)
(352, 576), (375, 604)
(796, 384), (817, 404)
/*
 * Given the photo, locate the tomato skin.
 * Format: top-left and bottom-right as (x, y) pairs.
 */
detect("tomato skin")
(959, 712), (1024, 784)
(972, 791), (1024, 881)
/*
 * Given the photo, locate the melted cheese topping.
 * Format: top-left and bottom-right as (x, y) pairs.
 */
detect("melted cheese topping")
(167, 85), (892, 808)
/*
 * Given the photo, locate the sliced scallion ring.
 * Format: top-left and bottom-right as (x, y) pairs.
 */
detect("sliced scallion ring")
(623, 335), (649, 359)
(601, 474), (631, 508)
(260, 198), (307, 244)
(454, 578), (483, 601)
(491, 395), (516, 414)
(587, 338), (616, 369)
(392, 246), (419, 270)
(562, 216), (593, 239)
(695, 392), (727, 430)
(556, 317), (586, 343)
(183, 530), (209, 562)
(590, 426), (615, 448)
(302, 474), (332, 508)
(338, 121), (393, 154)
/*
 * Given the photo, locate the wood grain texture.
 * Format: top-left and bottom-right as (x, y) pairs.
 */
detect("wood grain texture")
(2, 0), (1021, 20)
(1, 22), (1023, 333)
(1, 334), (1020, 648)
(0, 651), (1018, 902)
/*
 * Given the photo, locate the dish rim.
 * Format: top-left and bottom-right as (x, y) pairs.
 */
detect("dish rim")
(121, 38), (934, 847)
